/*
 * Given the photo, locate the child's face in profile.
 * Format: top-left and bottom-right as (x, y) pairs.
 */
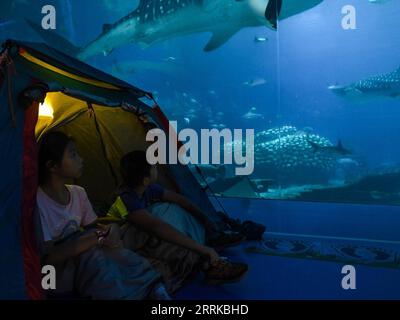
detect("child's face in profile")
(144, 165), (158, 186)
(58, 141), (83, 179)
(150, 165), (158, 182)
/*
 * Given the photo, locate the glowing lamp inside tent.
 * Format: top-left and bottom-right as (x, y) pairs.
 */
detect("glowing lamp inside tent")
(39, 101), (54, 119)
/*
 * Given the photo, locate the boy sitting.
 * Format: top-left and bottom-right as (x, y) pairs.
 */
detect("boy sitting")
(108, 151), (248, 290)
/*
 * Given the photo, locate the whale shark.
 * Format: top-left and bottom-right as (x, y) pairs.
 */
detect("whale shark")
(329, 65), (400, 102)
(27, 0), (323, 60)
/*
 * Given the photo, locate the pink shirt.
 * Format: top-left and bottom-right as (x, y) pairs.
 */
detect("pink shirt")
(37, 185), (98, 242)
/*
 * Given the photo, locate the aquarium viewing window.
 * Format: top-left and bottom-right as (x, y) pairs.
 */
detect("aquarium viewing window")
(7, 0), (395, 207)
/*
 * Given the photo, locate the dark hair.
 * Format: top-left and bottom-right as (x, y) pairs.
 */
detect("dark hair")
(120, 150), (151, 188)
(38, 131), (73, 185)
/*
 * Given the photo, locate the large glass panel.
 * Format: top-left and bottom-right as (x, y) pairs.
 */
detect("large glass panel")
(275, 1), (400, 206)
(2, 1), (399, 206)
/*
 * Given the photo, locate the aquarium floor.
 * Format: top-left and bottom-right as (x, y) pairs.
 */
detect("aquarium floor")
(173, 241), (400, 300)
(173, 197), (400, 299)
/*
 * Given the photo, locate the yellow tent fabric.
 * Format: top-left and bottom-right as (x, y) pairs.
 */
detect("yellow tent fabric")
(20, 49), (121, 91)
(35, 92), (176, 214)
(36, 92), (87, 138)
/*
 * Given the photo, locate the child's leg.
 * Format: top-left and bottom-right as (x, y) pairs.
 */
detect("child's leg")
(136, 235), (202, 293)
(148, 202), (245, 250)
(74, 246), (161, 300)
(147, 202), (206, 244)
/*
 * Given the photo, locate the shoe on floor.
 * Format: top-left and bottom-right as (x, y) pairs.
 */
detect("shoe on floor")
(207, 231), (246, 249)
(204, 258), (248, 285)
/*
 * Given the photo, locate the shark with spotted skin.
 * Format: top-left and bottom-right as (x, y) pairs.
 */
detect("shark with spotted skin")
(329, 66), (400, 102)
(27, 0), (323, 61)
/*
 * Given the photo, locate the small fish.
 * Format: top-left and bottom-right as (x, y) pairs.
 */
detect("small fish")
(243, 78), (267, 87)
(164, 56), (177, 62)
(369, 0), (390, 4)
(210, 123), (226, 129)
(254, 36), (268, 43)
(183, 117), (190, 125)
(242, 107), (264, 120)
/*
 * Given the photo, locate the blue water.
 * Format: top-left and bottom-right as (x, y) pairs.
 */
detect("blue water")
(71, 1), (400, 171)
(1, 0), (399, 223)
(277, 1), (400, 167)
(2, 1), (399, 166)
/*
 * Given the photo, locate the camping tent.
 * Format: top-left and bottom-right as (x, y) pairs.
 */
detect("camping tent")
(0, 39), (218, 299)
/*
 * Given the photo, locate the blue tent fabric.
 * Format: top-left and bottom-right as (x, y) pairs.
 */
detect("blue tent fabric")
(0, 72), (27, 299)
